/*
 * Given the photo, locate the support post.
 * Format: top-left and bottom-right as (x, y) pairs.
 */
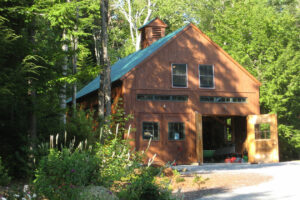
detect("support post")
(195, 112), (203, 165)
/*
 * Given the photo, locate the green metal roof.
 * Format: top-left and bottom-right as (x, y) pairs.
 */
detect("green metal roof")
(138, 18), (156, 30)
(67, 24), (188, 103)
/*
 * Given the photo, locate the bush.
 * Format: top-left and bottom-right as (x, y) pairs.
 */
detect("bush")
(96, 136), (142, 188)
(34, 148), (100, 200)
(34, 108), (176, 200)
(66, 109), (98, 146)
(0, 156), (11, 186)
(118, 168), (175, 200)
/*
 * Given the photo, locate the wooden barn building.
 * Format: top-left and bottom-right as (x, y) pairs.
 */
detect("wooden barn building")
(68, 18), (279, 165)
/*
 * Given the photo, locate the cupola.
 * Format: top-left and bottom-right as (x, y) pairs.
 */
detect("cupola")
(138, 18), (168, 49)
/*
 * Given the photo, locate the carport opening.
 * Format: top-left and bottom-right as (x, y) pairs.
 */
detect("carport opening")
(202, 116), (247, 163)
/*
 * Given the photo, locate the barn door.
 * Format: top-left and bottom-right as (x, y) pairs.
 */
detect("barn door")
(195, 112), (203, 165)
(246, 114), (279, 163)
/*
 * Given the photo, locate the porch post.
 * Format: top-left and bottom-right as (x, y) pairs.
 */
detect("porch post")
(195, 112), (203, 165)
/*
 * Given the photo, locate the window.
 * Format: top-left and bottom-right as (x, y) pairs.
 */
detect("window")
(199, 65), (214, 88)
(172, 64), (187, 87)
(168, 122), (185, 140)
(255, 123), (271, 139)
(225, 118), (232, 143)
(137, 94), (188, 102)
(142, 122), (159, 140)
(200, 96), (247, 103)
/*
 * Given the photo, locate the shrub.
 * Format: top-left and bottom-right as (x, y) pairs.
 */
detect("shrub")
(34, 148), (100, 200)
(173, 170), (184, 183)
(96, 136), (142, 188)
(0, 156), (11, 186)
(95, 123), (175, 200)
(66, 109), (97, 146)
(118, 168), (175, 200)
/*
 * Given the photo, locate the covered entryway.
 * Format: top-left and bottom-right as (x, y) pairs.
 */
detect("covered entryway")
(195, 112), (279, 164)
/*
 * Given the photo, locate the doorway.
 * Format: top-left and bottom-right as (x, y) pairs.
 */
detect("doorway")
(202, 116), (247, 162)
(195, 113), (279, 164)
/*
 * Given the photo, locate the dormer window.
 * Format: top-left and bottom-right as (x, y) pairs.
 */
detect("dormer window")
(172, 64), (187, 88)
(199, 65), (214, 88)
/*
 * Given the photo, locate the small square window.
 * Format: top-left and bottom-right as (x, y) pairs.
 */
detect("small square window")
(199, 65), (214, 88)
(255, 123), (271, 139)
(172, 64), (187, 87)
(168, 122), (185, 140)
(142, 122), (159, 140)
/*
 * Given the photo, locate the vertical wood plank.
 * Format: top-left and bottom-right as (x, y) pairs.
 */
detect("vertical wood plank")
(195, 112), (203, 165)
(271, 114), (279, 162)
(246, 115), (256, 163)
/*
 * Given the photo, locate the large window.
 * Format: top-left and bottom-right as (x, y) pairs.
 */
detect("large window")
(172, 64), (187, 87)
(200, 96), (247, 103)
(168, 122), (185, 140)
(137, 94), (188, 102)
(199, 65), (214, 88)
(142, 122), (159, 140)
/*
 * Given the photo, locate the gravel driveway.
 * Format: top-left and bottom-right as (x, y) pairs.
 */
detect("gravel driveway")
(175, 161), (300, 200)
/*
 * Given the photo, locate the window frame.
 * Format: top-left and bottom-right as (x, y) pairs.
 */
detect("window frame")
(142, 121), (160, 141)
(255, 123), (271, 140)
(171, 63), (188, 88)
(168, 122), (185, 141)
(136, 94), (188, 102)
(199, 96), (247, 103)
(199, 64), (215, 89)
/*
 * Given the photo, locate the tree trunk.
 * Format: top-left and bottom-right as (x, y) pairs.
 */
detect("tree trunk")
(29, 14), (37, 146)
(29, 85), (37, 144)
(98, 0), (111, 118)
(71, 33), (78, 113)
(93, 28), (101, 66)
(71, 0), (78, 113)
(117, 0), (153, 51)
(60, 30), (68, 126)
(93, 17), (101, 66)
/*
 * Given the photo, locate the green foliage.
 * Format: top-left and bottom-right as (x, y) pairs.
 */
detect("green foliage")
(34, 113), (174, 200)
(118, 168), (175, 200)
(66, 109), (97, 146)
(193, 175), (209, 189)
(96, 136), (142, 188)
(193, 0), (300, 159)
(34, 148), (100, 200)
(172, 169), (184, 183)
(175, 176), (185, 183)
(0, 156), (11, 186)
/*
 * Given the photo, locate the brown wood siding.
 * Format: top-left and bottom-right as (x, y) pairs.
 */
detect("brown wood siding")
(123, 25), (260, 164)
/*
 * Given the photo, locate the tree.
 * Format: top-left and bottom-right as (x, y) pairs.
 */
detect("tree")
(113, 0), (155, 51)
(98, 0), (111, 117)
